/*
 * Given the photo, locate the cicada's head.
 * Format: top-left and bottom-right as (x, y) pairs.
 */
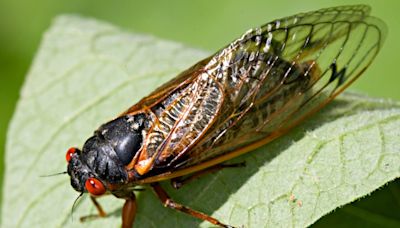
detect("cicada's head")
(66, 114), (145, 196)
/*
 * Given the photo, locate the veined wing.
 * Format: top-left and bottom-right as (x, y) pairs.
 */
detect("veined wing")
(121, 57), (212, 115)
(141, 5), (386, 179)
(121, 56), (218, 175)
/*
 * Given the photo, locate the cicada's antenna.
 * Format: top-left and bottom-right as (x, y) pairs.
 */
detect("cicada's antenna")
(39, 171), (68, 177)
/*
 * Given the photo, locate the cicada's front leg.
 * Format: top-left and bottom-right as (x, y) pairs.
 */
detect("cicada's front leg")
(80, 196), (107, 222)
(80, 193), (137, 228)
(121, 193), (137, 228)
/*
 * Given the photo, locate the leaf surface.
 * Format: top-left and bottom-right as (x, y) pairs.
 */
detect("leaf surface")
(2, 15), (399, 228)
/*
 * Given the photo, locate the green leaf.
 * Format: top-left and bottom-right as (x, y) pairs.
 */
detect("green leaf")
(314, 180), (400, 228)
(2, 15), (400, 228)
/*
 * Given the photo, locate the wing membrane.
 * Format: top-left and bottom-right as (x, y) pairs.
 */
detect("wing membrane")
(122, 57), (212, 115)
(131, 6), (386, 182)
(168, 5), (386, 170)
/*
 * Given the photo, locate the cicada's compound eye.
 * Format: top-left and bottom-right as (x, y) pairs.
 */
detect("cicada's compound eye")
(85, 177), (106, 196)
(66, 147), (79, 163)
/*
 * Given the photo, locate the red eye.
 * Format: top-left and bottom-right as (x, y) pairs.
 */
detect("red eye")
(66, 147), (78, 163)
(85, 177), (106, 196)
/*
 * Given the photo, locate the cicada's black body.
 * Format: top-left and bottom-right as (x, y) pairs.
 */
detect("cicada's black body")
(65, 5), (386, 228)
(67, 114), (146, 194)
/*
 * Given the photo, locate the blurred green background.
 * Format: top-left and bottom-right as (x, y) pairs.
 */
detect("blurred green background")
(0, 0), (399, 226)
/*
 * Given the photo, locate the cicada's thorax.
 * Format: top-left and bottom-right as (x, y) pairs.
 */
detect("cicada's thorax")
(67, 114), (147, 193)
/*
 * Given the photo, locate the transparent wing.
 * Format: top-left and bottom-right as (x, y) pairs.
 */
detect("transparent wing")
(122, 57), (212, 116)
(171, 5), (386, 169)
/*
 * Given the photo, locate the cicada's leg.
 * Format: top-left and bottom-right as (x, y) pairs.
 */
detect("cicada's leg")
(80, 196), (107, 222)
(151, 183), (234, 228)
(171, 162), (246, 189)
(122, 193), (137, 228)
(80, 194), (137, 228)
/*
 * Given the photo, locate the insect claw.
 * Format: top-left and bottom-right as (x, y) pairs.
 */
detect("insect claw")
(171, 181), (183, 189)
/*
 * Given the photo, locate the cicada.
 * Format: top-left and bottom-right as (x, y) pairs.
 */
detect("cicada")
(66, 5), (386, 228)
